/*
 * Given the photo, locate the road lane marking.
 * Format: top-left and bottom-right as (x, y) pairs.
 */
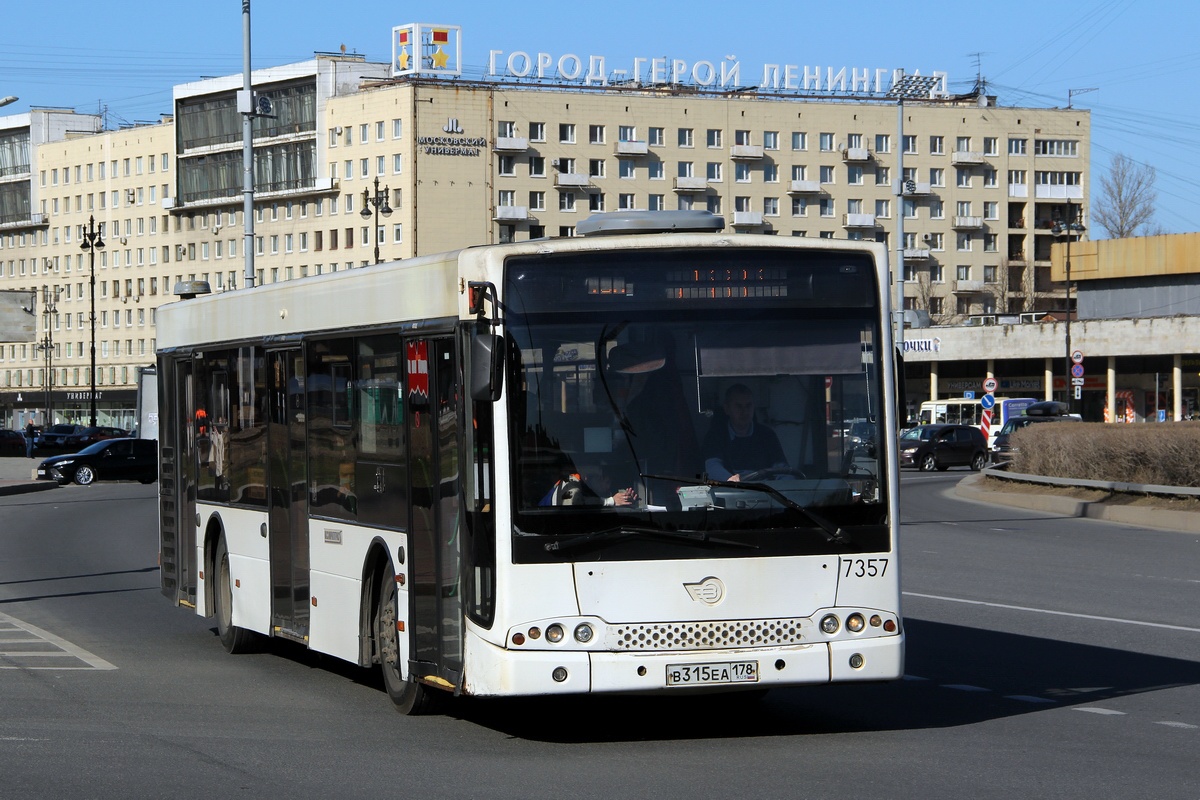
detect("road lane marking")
(1155, 721), (1197, 729)
(0, 611), (116, 670)
(1075, 708), (1126, 715)
(903, 592), (1200, 633)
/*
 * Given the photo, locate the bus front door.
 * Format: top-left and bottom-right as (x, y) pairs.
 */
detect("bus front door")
(267, 348), (310, 641)
(407, 337), (463, 685)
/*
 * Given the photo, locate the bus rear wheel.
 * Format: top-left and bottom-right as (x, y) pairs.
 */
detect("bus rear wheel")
(214, 537), (255, 654)
(375, 563), (436, 715)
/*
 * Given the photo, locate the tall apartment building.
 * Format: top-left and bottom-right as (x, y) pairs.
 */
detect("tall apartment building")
(0, 50), (1090, 428)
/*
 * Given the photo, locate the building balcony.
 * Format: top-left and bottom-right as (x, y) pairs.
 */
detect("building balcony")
(951, 151), (987, 166)
(0, 211), (48, 229)
(954, 280), (987, 294)
(615, 140), (649, 156)
(555, 173), (591, 189)
(731, 211), (764, 227)
(731, 144), (764, 160)
(493, 206), (530, 221)
(903, 247), (931, 261)
(842, 213), (876, 229)
(1008, 184), (1029, 198)
(952, 215), (983, 229)
(1034, 184), (1085, 200)
(787, 179), (821, 194)
(673, 176), (708, 192)
(841, 147), (871, 162)
(494, 137), (529, 153)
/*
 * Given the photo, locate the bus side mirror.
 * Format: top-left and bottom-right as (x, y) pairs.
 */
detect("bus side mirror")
(894, 346), (907, 426)
(470, 327), (505, 402)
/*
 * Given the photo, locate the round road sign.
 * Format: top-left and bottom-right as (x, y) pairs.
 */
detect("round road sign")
(980, 393), (996, 410)
(982, 377), (998, 393)
(1071, 350), (1085, 364)
(1071, 363), (1085, 378)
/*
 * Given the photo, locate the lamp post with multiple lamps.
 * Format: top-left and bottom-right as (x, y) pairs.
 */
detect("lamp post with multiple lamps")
(33, 287), (59, 426)
(360, 176), (392, 264)
(79, 215), (104, 428)
(1051, 201), (1085, 413)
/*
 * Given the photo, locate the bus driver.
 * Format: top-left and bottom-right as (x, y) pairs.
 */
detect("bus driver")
(702, 383), (787, 482)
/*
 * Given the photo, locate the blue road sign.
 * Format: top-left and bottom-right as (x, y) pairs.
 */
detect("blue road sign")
(980, 394), (996, 410)
(1071, 363), (1085, 378)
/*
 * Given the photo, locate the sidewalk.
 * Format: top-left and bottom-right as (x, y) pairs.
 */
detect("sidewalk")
(0, 454), (58, 496)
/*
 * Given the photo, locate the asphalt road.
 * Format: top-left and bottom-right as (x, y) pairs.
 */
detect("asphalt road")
(0, 471), (1196, 799)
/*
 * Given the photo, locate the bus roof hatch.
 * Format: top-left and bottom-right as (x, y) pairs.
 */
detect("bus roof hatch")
(576, 210), (725, 236)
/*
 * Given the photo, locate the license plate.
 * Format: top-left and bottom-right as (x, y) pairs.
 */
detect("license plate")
(666, 660), (758, 686)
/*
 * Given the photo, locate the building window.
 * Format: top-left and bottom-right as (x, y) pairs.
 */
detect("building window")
(983, 168), (997, 188)
(648, 127), (664, 146)
(875, 134), (890, 153)
(957, 168), (972, 188)
(589, 124), (606, 144)
(706, 129), (722, 148)
(678, 161), (694, 178)
(559, 123), (576, 144)
(618, 125), (636, 142)
(903, 135), (917, 154)
(393, 119), (403, 138)
(763, 197), (779, 217)
(589, 159), (606, 179)
(791, 132), (807, 151)
(648, 194), (664, 211)
(791, 197), (807, 216)
(819, 165), (835, 184)
(930, 168), (945, 188)
(984, 137), (998, 156)
(930, 136), (944, 155)
(559, 192), (576, 212)
(956, 265), (971, 281)
(529, 156), (545, 177)
(499, 156), (516, 176)
(957, 233), (972, 252)
(529, 122), (545, 142)
(875, 199), (890, 218)
(530, 191), (545, 211)
(648, 160), (664, 180)
(819, 198), (835, 217)
(589, 193), (605, 212)
(847, 165), (864, 185)
(763, 131), (779, 150)
(618, 159), (635, 179)
(984, 265), (998, 283)
(618, 193), (635, 210)
(875, 166), (890, 186)
(1008, 138), (1027, 155)
(930, 265), (944, 283)
(1034, 139), (1078, 157)
(678, 128), (694, 148)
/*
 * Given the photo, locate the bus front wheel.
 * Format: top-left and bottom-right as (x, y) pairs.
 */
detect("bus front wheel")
(214, 537), (256, 654)
(375, 563), (436, 715)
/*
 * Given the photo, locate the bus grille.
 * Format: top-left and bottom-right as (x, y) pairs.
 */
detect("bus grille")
(608, 619), (811, 651)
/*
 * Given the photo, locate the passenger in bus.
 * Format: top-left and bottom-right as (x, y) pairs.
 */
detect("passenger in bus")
(702, 383), (788, 482)
(541, 463), (638, 507)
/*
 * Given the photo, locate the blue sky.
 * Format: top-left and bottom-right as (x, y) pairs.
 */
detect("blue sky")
(3, 0), (1197, 233)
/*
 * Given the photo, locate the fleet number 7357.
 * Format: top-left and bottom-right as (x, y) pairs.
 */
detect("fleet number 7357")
(844, 558), (889, 578)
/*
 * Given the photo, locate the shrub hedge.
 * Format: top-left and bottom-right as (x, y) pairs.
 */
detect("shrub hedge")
(1009, 422), (1200, 488)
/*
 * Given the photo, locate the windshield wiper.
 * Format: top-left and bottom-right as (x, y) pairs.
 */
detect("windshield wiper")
(643, 473), (851, 545)
(544, 524), (758, 553)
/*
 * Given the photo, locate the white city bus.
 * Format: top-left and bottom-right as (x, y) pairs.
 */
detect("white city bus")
(157, 211), (903, 714)
(918, 396), (1036, 447)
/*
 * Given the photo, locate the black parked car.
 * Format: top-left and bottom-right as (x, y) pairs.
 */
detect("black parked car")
(898, 424), (988, 471)
(36, 438), (158, 486)
(0, 429), (27, 456)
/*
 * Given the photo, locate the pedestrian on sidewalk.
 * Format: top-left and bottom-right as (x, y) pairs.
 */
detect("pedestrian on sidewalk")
(25, 421), (36, 459)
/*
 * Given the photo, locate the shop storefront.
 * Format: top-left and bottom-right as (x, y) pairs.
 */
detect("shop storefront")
(1, 389), (138, 431)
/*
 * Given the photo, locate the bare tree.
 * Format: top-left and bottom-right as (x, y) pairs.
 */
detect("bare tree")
(1092, 153), (1158, 239)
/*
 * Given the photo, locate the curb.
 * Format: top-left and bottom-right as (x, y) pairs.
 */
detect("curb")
(955, 473), (1200, 534)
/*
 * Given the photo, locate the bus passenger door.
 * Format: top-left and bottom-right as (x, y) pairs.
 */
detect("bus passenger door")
(407, 337), (463, 684)
(267, 348), (309, 640)
(160, 356), (197, 606)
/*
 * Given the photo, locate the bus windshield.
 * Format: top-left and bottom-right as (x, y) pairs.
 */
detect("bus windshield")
(503, 247), (889, 560)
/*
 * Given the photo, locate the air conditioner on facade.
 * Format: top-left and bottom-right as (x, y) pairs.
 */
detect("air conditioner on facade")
(551, 158), (561, 168)
(922, 233), (933, 242)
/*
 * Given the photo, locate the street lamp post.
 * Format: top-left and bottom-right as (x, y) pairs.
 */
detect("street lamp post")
(886, 72), (942, 348)
(1051, 201), (1085, 413)
(34, 287), (59, 426)
(360, 176), (393, 264)
(80, 215), (104, 428)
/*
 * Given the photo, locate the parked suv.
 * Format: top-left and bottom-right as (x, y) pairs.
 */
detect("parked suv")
(991, 401), (1079, 461)
(898, 424), (989, 471)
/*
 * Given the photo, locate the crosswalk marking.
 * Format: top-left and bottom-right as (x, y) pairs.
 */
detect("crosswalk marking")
(0, 611), (116, 670)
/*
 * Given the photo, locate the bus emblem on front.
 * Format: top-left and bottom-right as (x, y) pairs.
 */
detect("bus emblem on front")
(684, 577), (725, 605)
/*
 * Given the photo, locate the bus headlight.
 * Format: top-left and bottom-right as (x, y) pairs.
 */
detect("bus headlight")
(820, 614), (840, 634)
(846, 613), (865, 633)
(545, 624), (565, 643)
(573, 623), (594, 643)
